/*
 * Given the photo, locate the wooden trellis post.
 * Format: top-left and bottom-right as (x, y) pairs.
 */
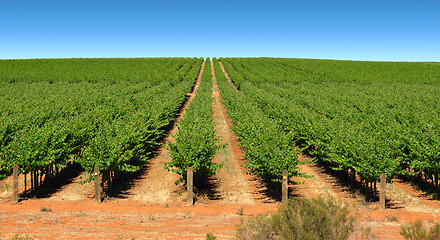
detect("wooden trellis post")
(187, 167), (194, 205)
(13, 165), (19, 204)
(282, 170), (288, 203)
(94, 167), (101, 203)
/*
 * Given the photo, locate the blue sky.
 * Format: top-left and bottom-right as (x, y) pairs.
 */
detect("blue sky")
(0, 0), (439, 61)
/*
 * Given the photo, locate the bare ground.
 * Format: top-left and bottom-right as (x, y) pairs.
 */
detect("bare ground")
(0, 174), (24, 201)
(47, 172), (94, 201)
(0, 199), (276, 240)
(215, 61), (278, 203)
(210, 61), (254, 204)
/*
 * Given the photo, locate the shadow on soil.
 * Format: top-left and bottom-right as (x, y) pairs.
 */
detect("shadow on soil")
(105, 160), (153, 198)
(399, 175), (440, 200)
(386, 198), (405, 210)
(297, 152), (379, 202)
(20, 162), (85, 199)
(249, 175), (285, 203)
(310, 160), (403, 209)
(194, 175), (223, 202)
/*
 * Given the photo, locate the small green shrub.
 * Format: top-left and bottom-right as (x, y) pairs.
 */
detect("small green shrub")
(40, 206), (52, 212)
(400, 220), (440, 240)
(237, 207), (244, 216)
(206, 232), (217, 240)
(386, 215), (398, 222)
(12, 234), (34, 240)
(236, 196), (354, 240)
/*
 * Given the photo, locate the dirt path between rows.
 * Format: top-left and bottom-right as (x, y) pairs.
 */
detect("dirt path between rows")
(210, 61), (254, 204)
(291, 154), (353, 202)
(392, 179), (440, 211)
(47, 171), (94, 201)
(219, 62), (238, 92)
(216, 61), (277, 203)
